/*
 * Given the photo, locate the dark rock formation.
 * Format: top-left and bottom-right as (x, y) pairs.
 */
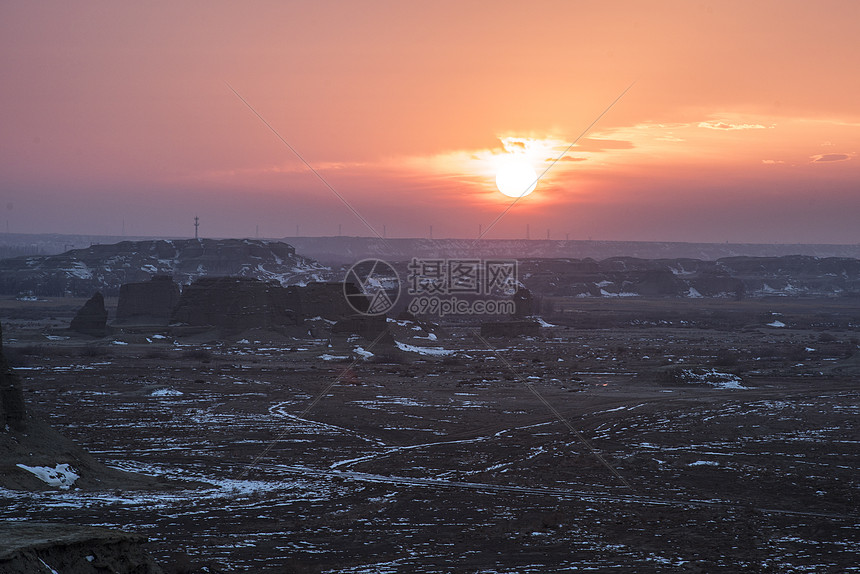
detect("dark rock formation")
(513, 288), (533, 318)
(631, 268), (685, 297)
(170, 277), (301, 334)
(289, 282), (367, 319)
(0, 321), (27, 431)
(690, 272), (746, 298)
(480, 320), (540, 338)
(115, 276), (180, 325)
(69, 292), (108, 337)
(0, 523), (164, 573)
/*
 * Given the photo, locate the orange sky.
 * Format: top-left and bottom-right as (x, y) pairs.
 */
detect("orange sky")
(2, 1), (859, 243)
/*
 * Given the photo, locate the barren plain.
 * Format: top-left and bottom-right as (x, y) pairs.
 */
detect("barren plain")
(1, 295), (858, 573)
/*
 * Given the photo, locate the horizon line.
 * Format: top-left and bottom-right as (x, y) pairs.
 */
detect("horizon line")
(1, 231), (859, 248)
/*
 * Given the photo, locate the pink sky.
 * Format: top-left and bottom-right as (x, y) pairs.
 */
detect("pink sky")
(2, 1), (860, 243)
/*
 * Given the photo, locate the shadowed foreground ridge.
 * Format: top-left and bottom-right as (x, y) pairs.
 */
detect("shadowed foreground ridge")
(0, 523), (164, 574)
(0, 319), (158, 492)
(1, 323), (165, 573)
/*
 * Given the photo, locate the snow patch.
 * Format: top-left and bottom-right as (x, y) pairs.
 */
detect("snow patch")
(38, 559), (59, 574)
(600, 289), (638, 297)
(64, 262), (92, 280)
(679, 369), (748, 389)
(151, 388), (183, 397)
(16, 463), (79, 490)
(353, 346), (374, 359)
(394, 341), (454, 356)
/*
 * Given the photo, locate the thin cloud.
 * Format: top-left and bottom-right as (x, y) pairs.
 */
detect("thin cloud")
(761, 159), (785, 164)
(573, 137), (635, 152)
(698, 121), (768, 130)
(810, 153), (852, 163)
(549, 156), (588, 162)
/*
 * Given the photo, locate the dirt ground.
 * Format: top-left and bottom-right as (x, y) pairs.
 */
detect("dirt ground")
(1, 295), (858, 573)
(0, 522), (164, 574)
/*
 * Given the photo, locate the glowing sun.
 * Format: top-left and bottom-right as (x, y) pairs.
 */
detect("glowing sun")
(495, 156), (538, 198)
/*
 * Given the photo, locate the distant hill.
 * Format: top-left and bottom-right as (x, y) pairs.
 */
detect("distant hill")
(2, 235), (858, 300)
(0, 233), (154, 258)
(2, 233), (859, 264)
(281, 236), (860, 265)
(515, 256), (860, 299)
(0, 239), (329, 297)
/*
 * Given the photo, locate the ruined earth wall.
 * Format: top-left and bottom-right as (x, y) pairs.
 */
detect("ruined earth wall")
(170, 277), (301, 333)
(115, 276), (180, 325)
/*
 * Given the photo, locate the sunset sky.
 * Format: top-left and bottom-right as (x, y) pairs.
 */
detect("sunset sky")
(2, 1), (859, 243)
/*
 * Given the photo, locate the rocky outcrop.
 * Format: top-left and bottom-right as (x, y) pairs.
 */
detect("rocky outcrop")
(115, 276), (180, 325)
(69, 292), (108, 337)
(0, 321), (27, 432)
(0, 523), (163, 574)
(0, 238), (329, 297)
(170, 277), (301, 334)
